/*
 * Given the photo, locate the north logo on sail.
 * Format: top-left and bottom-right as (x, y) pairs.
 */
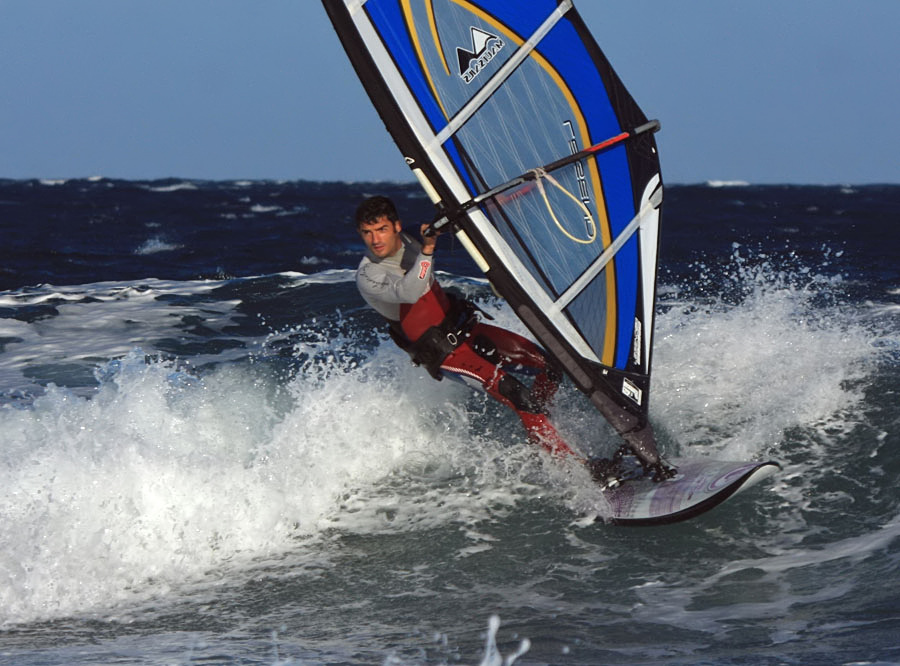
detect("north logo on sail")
(457, 27), (504, 84)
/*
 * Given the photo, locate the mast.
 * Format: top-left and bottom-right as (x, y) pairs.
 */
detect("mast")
(323, 0), (667, 472)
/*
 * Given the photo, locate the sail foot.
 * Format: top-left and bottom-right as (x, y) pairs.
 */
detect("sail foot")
(588, 389), (672, 479)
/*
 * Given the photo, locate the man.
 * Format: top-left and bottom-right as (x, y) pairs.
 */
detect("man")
(354, 195), (575, 457)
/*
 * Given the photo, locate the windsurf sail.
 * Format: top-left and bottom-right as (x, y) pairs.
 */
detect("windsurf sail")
(323, 0), (666, 469)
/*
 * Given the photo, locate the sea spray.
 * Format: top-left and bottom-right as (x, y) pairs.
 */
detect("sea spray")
(479, 615), (531, 666)
(653, 245), (876, 460)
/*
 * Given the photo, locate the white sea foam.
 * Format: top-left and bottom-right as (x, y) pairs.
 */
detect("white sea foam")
(135, 237), (183, 255)
(652, 250), (875, 461)
(0, 265), (890, 628)
(0, 334), (534, 625)
(479, 615), (530, 666)
(0, 353), (290, 624)
(706, 180), (751, 188)
(0, 279), (247, 397)
(0, 281), (530, 624)
(250, 204), (281, 214)
(145, 182), (198, 193)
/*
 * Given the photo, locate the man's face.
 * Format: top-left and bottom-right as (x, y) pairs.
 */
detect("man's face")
(358, 215), (403, 259)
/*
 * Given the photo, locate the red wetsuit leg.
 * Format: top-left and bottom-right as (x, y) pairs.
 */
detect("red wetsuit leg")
(517, 412), (578, 458)
(441, 340), (576, 458)
(468, 323), (562, 413)
(471, 323), (550, 367)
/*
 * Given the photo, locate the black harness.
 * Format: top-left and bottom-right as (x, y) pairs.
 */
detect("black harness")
(387, 294), (482, 380)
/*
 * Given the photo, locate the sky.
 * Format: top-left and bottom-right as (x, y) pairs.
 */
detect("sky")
(1, 1), (898, 185)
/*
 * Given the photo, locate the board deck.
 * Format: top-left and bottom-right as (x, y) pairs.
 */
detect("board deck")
(600, 458), (780, 526)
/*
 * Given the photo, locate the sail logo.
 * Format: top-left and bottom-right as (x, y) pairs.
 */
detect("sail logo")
(457, 27), (504, 84)
(622, 378), (643, 406)
(563, 120), (594, 231)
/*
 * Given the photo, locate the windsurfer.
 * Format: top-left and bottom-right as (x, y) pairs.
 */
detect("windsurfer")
(353, 195), (575, 457)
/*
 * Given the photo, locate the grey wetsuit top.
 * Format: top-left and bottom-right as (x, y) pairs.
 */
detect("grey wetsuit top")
(356, 232), (435, 322)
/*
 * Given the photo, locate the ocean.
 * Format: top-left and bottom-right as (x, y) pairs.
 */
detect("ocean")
(0, 178), (897, 665)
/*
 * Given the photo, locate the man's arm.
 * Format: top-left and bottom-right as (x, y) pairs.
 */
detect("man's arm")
(420, 222), (437, 256)
(357, 250), (434, 306)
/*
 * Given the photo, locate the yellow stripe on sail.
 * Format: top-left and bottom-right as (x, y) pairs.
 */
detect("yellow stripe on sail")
(425, 0), (451, 77)
(449, 0), (618, 365)
(400, 0), (449, 119)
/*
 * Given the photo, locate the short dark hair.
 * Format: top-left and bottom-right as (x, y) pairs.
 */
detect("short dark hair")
(355, 195), (399, 228)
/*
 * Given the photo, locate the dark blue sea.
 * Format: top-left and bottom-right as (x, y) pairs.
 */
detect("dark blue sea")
(0, 178), (898, 665)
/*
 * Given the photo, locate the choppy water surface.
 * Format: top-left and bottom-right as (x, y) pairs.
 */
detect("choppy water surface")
(0, 179), (897, 664)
